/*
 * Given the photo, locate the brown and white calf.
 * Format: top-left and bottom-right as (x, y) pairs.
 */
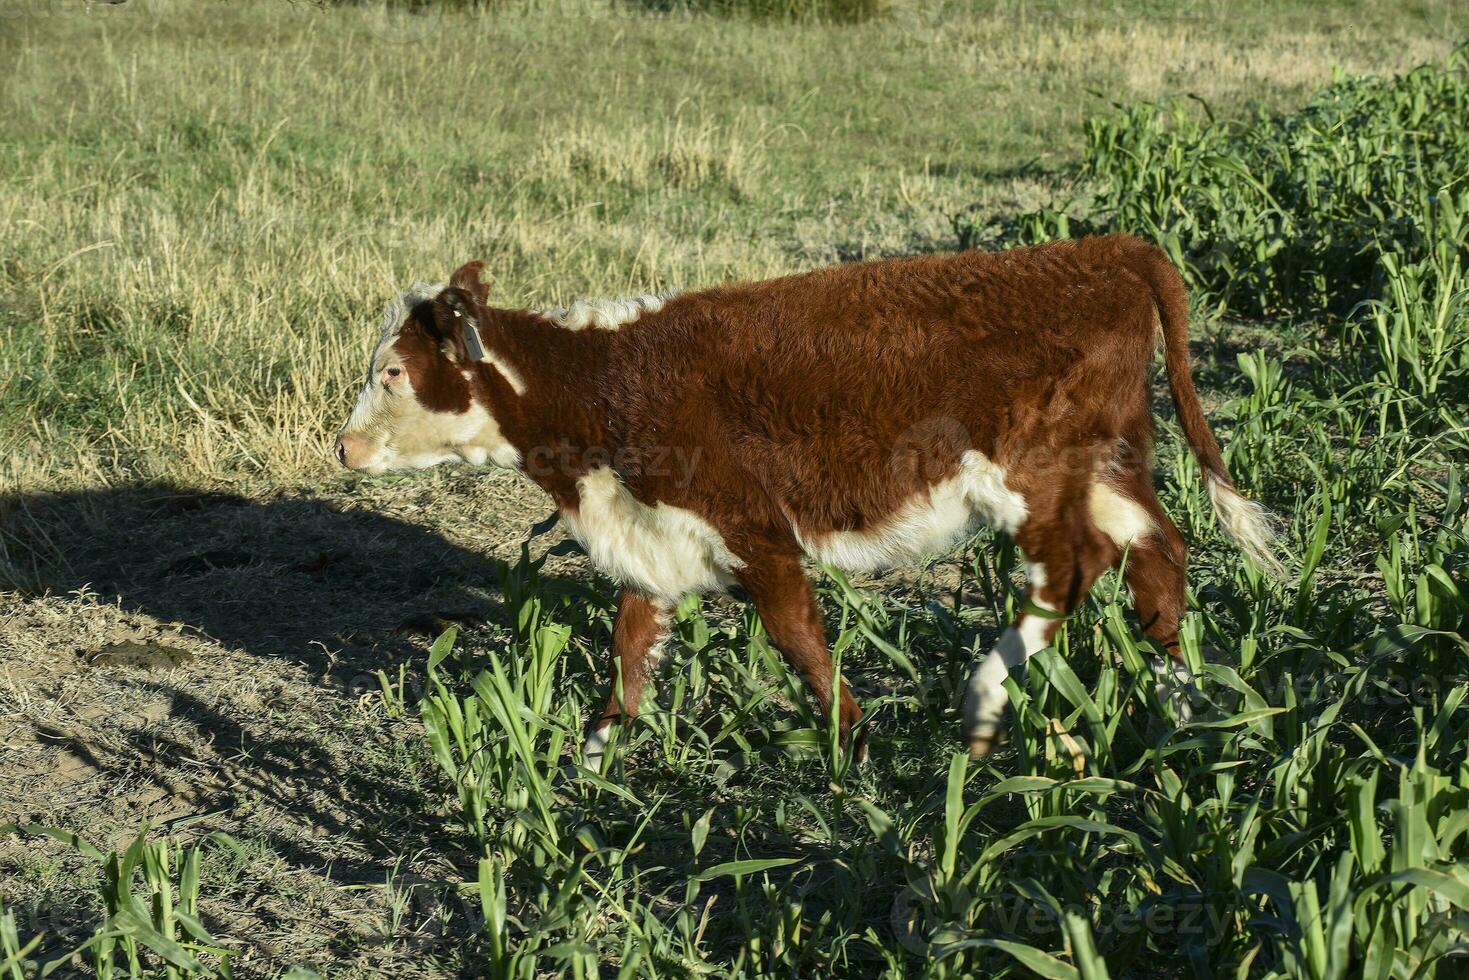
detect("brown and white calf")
(334, 235), (1280, 765)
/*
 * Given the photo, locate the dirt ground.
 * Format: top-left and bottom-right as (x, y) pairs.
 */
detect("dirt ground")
(0, 468), (592, 975)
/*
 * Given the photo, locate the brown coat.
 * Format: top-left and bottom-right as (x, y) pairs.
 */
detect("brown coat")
(335, 234), (1280, 763)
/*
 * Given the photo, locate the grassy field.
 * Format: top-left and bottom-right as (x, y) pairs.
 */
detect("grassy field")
(2, 0), (1467, 976)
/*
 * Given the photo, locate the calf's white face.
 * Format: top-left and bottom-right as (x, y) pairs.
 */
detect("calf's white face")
(334, 277), (519, 475)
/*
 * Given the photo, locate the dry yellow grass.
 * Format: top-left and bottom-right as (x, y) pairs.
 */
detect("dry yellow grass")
(0, 0), (1460, 494)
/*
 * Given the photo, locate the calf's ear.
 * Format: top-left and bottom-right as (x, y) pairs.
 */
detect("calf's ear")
(436, 287), (487, 362)
(449, 261), (490, 303)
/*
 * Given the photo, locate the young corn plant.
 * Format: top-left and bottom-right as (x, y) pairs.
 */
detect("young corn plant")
(0, 826), (238, 979)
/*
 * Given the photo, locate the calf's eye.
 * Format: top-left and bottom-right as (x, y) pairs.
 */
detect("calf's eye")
(385, 366), (402, 378)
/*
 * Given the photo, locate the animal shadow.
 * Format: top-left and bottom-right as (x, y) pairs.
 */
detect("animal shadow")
(0, 484), (582, 675)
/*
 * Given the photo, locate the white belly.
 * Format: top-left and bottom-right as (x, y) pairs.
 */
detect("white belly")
(560, 468), (744, 601)
(794, 450), (1028, 573)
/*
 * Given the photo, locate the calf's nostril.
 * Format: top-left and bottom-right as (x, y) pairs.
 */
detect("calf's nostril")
(335, 441), (348, 466)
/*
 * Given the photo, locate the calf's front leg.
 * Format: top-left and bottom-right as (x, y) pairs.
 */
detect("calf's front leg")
(737, 553), (867, 761)
(583, 587), (671, 770)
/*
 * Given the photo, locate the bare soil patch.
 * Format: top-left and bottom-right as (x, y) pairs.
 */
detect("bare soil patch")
(0, 469), (583, 975)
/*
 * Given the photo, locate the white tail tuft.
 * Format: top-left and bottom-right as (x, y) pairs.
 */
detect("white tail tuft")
(1206, 477), (1287, 579)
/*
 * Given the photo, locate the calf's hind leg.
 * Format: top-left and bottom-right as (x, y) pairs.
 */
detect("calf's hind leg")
(1118, 492), (1188, 654)
(964, 493), (1118, 759)
(1113, 481), (1195, 716)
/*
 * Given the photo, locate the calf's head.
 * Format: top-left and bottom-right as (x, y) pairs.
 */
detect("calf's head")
(334, 262), (518, 475)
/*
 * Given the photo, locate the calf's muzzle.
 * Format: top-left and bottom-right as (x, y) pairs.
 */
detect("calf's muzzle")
(334, 433), (371, 470)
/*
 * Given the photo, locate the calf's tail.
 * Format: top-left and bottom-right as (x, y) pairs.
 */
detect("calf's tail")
(1123, 238), (1286, 578)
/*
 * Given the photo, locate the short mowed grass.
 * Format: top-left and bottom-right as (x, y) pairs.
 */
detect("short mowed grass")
(2, 1), (1468, 977)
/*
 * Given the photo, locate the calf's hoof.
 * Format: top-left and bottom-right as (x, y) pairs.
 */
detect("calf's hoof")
(962, 682), (1005, 760)
(581, 724), (613, 772)
(967, 727), (998, 760)
(850, 726), (871, 766)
